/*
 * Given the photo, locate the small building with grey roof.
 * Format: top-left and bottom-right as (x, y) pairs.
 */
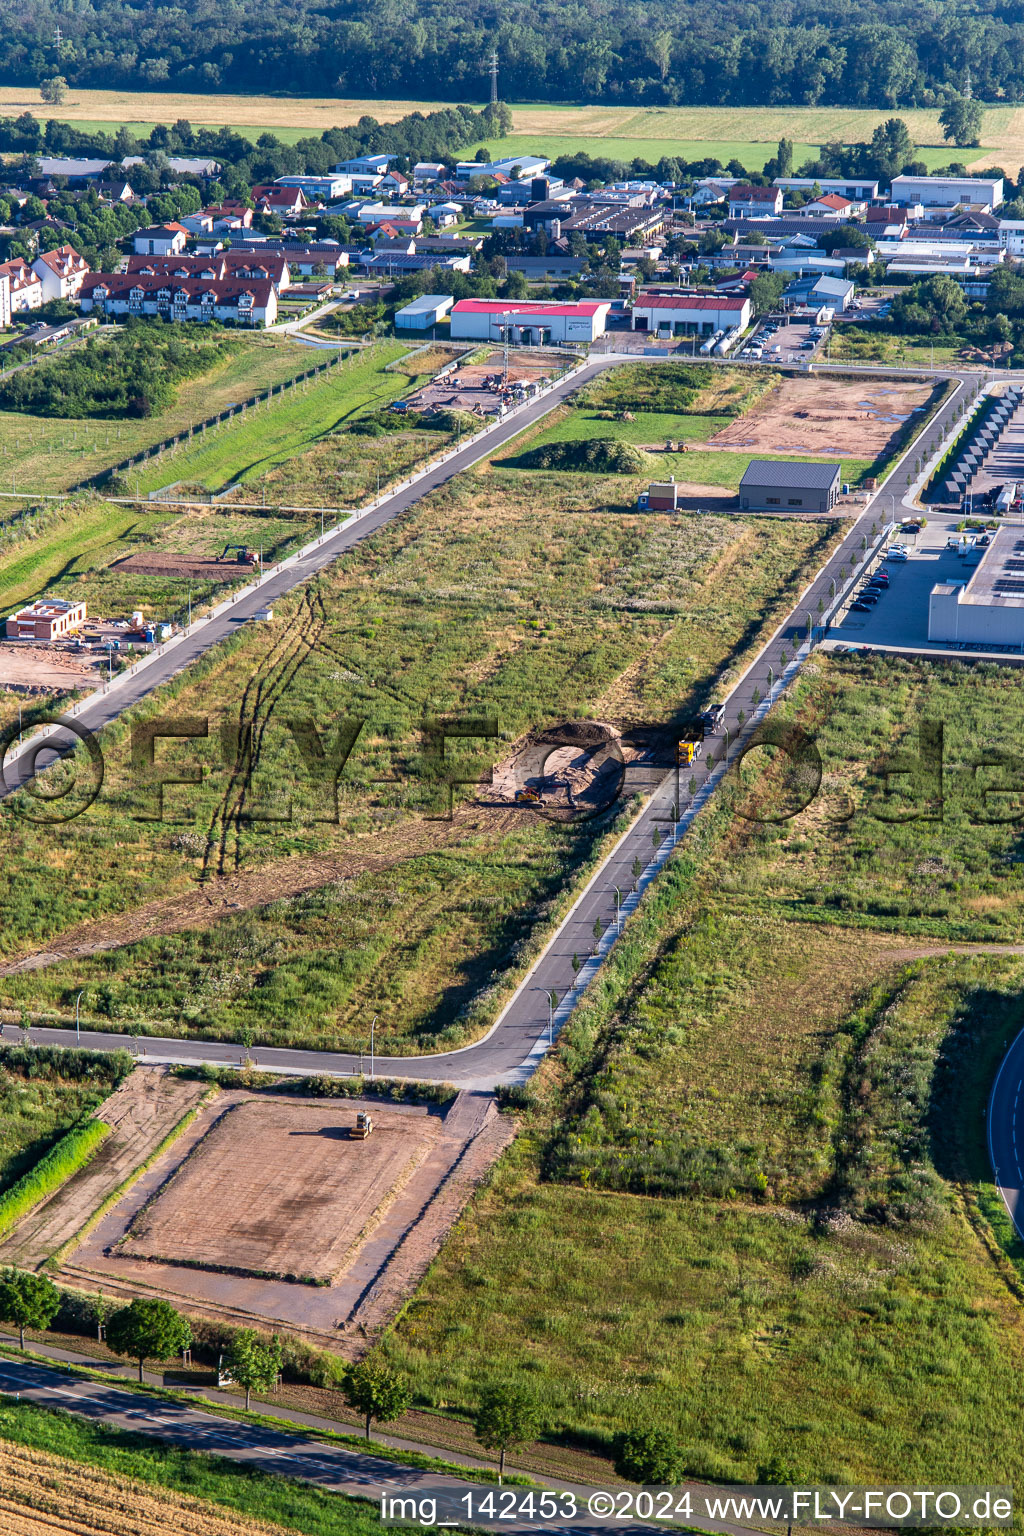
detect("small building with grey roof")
(739, 459), (841, 513)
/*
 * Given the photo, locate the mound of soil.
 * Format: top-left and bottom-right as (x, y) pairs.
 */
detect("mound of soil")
(517, 437), (653, 474)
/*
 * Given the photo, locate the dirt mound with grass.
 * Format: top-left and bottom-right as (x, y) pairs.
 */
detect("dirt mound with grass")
(516, 438), (654, 474)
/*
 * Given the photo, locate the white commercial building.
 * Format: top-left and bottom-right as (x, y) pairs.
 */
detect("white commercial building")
(449, 298), (609, 344)
(929, 524), (1024, 647)
(276, 173), (352, 200)
(455, 155), (549, 181)
(395, 294), (455, 330)
(631, 292), (752, 335)
(890, 174), (1004, 209)
(773, 176), (880, 201)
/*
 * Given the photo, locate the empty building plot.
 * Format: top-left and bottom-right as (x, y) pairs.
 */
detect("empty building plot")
(118, 1098), (442, 1284)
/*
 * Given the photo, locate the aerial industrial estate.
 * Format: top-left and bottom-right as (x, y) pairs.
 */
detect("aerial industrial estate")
(1, 26), (1024, 1536)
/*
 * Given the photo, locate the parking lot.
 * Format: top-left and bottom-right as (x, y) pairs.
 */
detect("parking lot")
(741, 315), (820, 365)
(831, 516), (989, 650)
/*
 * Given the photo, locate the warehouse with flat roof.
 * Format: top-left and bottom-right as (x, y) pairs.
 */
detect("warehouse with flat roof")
(929, 525), (1024, 646)
(394, 294), (455, 330)
(739, 459), (841, 513)
(449, 298), (609, 344)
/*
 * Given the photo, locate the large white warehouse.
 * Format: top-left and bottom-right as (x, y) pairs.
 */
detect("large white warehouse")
(929, 526), (1024, 647)
(448, 298), (610, 345)
(631, 292), (752, 335)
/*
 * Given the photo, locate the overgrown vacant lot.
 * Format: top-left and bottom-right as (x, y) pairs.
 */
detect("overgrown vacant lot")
(0, 477), (839, 1051)
(388, 656), (1024, 1481)
(0, 1048), (124, 1196)
(0, 1400), (381, 1535)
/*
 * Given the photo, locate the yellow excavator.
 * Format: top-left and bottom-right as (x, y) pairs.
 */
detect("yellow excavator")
(515, 787), (542, 804)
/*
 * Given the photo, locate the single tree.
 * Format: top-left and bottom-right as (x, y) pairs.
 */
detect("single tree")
(631, 856), (642, 882)
(39, 76), (69, 105)
(614, 1425), (682, 1483)
(106, 1297), (192, 1382)
(939, 95), (984, 148)
(225, 1329), (283, 1411)
(474, 1381), (541, 1483)
(343, 1356), (411, 1440)
(0, 1268), (60, 1350)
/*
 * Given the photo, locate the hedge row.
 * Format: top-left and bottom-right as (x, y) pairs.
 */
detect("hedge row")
(0, 1119), (110, 1239)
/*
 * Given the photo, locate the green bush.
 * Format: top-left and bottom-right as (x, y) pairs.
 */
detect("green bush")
(613, 1426), (682, 1483)
(517, 437), (654, 474)
(0, 1118), (110, 1238)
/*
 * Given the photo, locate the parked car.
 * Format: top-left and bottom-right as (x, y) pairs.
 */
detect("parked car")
(851, 600), (873, 612)
(887, 547), (909, 562)
(866, 577), (888, 590)
(856, 591), (880, 604)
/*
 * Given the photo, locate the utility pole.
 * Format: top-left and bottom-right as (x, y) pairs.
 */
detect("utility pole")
(54, 22), (62, 55)
(489, 50), (499, 106)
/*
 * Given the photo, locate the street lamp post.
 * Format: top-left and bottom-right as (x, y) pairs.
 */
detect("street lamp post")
(369, 1014), (377, 1081)
(75, 990), (83, 1043)
(614, 886), (622, 933)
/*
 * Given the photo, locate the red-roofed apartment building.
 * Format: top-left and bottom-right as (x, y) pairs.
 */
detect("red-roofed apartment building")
(31, 244), (90, 301)
(0, 257), (43, 311)
(80, 274), (277, 327)
(125, 250), (293, 292)
(631, 291), (752, 334)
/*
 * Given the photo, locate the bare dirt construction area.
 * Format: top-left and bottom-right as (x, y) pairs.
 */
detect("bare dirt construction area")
(0, 642), (98, 691)
(0, 1439), (292, 1536)
(0, 1068), (209, 1270)
(708, 376), (934, 457)
(409, 349), (560, 416)
(62, 1087), (516, 1346)
(120, 1098), (441, 1284)
(112, 551), (250, 582)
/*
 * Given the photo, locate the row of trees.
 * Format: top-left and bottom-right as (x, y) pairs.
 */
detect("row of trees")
(0, 1270), (687, 1485)
(2, 0), (1024, 107)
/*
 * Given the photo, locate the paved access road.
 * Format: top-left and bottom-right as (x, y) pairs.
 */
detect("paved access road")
(988, 1024), (1024, 1240)
(4, 364), (983, 1088)
(0, 1352), (759, 1536)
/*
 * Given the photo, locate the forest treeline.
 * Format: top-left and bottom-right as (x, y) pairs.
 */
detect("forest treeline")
(0, 0), (1017, 107)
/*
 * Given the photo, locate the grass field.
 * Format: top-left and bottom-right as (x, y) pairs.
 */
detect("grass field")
(0, 343), (446, 632)
(0, 1399), (381, 1535)
(388, 654), (1024, 1482)
(0, 334), (320, 498)
(0, 470), (840, 1053)
(1, 88), (1019, 168)
(830, 326), (984, 369)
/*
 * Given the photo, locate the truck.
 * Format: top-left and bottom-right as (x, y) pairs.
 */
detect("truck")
(676, 726), (704, 767)
(996, 482), (1018, 515)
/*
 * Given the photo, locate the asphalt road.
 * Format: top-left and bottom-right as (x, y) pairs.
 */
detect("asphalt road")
(988, 1024), (1024, 1241)
(2, 364), (982, 1088)
(0, 1352), (759, 1536)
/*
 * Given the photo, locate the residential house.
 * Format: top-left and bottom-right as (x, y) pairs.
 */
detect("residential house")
(252, 185), (308, 216)
(79, 274), (277, 327)
(6, 598), (87, 640)
(132, 223), (188, 256)
(728, 185), (784, 219)
(32, 244), (90, 301)
(204, 202), (253, 229)
(0, 257), (43, 311)
(802, 192), (856, 217)
(97, 178), (136, 204)
(379, 170), (409, 196)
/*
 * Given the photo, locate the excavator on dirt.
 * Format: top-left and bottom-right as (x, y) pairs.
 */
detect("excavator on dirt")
(514, 787), (542, 804)
(218, 545), (257, 565)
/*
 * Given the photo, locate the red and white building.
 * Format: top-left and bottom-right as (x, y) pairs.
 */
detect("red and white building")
(631, 291), (752, 335)
(449, 298), (610, 345)
(802, 192), (856, 217)
(0, 258), (42, 312)
(6, 598), (87, 641)
(79, 274), (277, 327)
(205, 202), (254, 229)
(32, 245), (91, 301)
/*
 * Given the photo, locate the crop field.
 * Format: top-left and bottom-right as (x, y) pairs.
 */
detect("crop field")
(0, 471), (840, 1053)
(121, 1097), (441, 1282)
(4, 87), (1018, 167)
(387, 654), (1024, 1482)
(0, 1399), (383, 1535)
